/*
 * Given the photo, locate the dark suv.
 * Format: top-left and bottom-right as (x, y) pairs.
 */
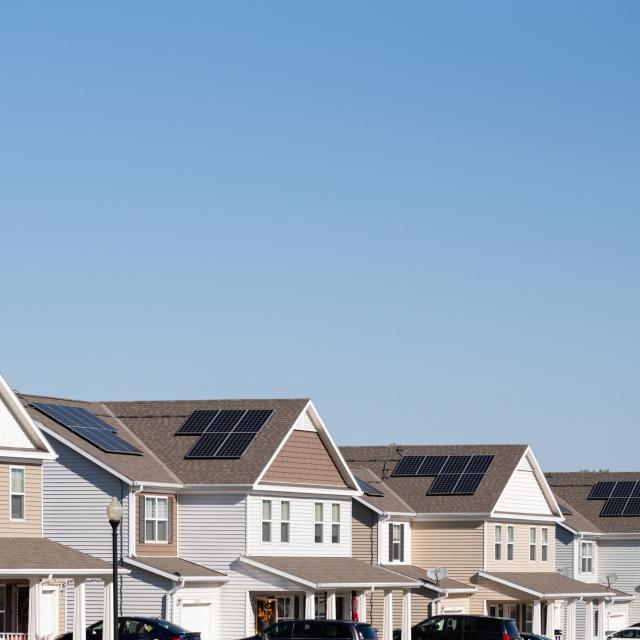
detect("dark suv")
(393, 615), (520, 640)
(56, 617), (201, 640)
(242, 619), (378, 640)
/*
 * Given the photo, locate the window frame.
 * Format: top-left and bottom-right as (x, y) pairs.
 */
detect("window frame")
(494, 524), (502, 561)
(331, 503), (341, 544)
(10, 466), (26, 521)
(262, 499), (273, 543)
(541, 527), (548, 562)
(280, 500), (290, 543)
(580, 540), (594, 574)
(144, 495), (169, 544)
(507, 525), (514, 561)
(390, 523), (405, 562)
(314, 502), (324, 544)
(529, 527), (537, 561)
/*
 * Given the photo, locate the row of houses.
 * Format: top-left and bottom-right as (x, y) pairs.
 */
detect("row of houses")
(0, 372), (637, 640)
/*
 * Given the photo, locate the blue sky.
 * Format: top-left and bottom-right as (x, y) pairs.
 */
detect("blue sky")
(1, 2), (638, 471)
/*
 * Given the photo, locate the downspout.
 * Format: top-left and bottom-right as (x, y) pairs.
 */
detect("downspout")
(430, 589), (449, 616)
(167, 579), (185, 623)
(130, 484), (145, 557)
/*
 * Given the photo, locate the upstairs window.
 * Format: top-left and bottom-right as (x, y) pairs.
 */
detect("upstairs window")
(10, 467), (25, 520)
(262, 500), (272, 542)
(494, 525), (502, 560)
(280, 501), (290, 543)
(144, 495), (169, 543)
(389, 523), (405, 562)
(331, 504), (341, 544)
(529, 527), (537, 561)
(541, 527), (549, 561)
(580, 540), (594, 573)
(507, 525), (514, 561)
(314, 503), (324, 543)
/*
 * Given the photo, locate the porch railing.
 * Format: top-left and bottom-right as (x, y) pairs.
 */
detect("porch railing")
(0, 633), (28, 640)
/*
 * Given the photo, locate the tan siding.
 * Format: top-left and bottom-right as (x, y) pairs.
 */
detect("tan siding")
(440, 593), (471, 614)
(411, 589), (433, 624)
(0, 462), (42, 537)
(468, 578), (529, 615)
(486, 521), (556, 572)
(263, 430), (347, 487)
(136, 493), (177, 557)
(412, 521), (484, 582)
(352, 500), (379, 564)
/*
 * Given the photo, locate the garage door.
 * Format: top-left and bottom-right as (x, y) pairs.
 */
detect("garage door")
(180, 602), (213, 640)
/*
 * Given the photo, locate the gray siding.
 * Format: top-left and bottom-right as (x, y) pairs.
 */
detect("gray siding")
(598, 539), (640, 625)
(65, 579), (108, 627)
(121, 569), (172, 619)
(556, 525), (575, 577)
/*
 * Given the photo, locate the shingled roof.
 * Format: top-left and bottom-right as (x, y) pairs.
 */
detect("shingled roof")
(547, 471), (640, 534)
(340, 444), (529, 514)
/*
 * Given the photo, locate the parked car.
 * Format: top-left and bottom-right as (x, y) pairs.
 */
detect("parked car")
(56, 617), (202, 640)
(241, 619), (378, 640)
(520, 633), (553, 640)
(392, 615), (521, 640)
(606, 629), (640, 639)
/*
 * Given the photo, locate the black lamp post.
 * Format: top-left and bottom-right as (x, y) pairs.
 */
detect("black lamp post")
(107, 497), (123, 640)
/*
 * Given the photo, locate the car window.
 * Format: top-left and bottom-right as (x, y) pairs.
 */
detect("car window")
(443, 617), (464, 633)
(89, 622), (103, 635)
(121, 620), (156, 637)
(615, 632), (637, 639)
(419, 617), (446, 632)
(293, 621), (326, 639)
(264, 622), (294, 640)
(325, 623), (352, 639)
(355, 624), (377, 640)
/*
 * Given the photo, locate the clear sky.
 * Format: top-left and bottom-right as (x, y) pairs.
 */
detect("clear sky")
(1, 2), (639, 472)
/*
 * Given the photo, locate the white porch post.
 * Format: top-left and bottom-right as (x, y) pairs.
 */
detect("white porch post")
(27, 578), (42, 640)
(597, 600), (606, 640)
(401, 590), (411, 640)
(326, 592), (337, 620)
(545, 601), (555, 639)
(585, 600), (594, 640)
(73, 579), (87, 640)
(383, 590), (393, 640)
(358, 592), (368, 624)
(305, 592), (316, 619)
(566, 600), (576, 640)
(532, 601), (542, 635)
(103, 579), (115, 640)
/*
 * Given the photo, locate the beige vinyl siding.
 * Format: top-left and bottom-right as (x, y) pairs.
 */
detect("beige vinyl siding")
(440, 593), (470, 614)
(486, 521), (555, 572)
(0, 462), (42, 537)
(412, 521), (484, 581)
(468, 581), (524, 615)
(352, 500), (379, 563)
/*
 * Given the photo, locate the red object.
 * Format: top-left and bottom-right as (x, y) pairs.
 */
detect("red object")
(502, 632), (510, 640)
(352, 591), (359, 621)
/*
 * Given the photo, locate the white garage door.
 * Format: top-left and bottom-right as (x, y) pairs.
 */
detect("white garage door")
(180, 602), (213, 640)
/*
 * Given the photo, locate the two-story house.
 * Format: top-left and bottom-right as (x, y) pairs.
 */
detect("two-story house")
(342, 445), (621, 640)
(0, 374), (121, 640)
(18, 390), (418, 640)
(547, 472), (639, 635)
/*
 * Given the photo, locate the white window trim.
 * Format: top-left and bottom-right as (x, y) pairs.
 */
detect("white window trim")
(144, 495), (169, 544)
(387, 522), (410, 564)
(331, 503), (341, 544)
(507, 525), (514, 561)
(280, 500), (290, 544)
(9, 466), (26, 522)
(494, 525), (502, 561)
(529, 527), (537, 562)
(262, 499), (273, 543)
(314, 502), (324, 544)
(541, 527), (549, 562)
(580, 540), (595, 574)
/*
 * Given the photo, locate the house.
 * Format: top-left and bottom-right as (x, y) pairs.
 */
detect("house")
(342, 445), (623, 640)
(0, 375), (122, 640)
(547, 472), (640, 635)
(17, 391), (418, 640)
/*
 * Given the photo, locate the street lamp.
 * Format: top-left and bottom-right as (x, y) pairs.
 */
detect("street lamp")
(107, 497), (123, 640)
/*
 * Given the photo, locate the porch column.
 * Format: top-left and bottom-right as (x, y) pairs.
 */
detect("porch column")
(532, 600), (542, 635)
(358, 592), (368, 624)
(326, 592), (337, 620)
(73, 579), (87, 640)
(597, 600), (606, 640)
(401, 590), (412, 640)
(103, 579), (115, 640)
(585, 600), (594, 640)
(545, 601), (555, 639)
(305, 591), (316, 619)
(383, 590), (393, 640)
(27, 578), (42, 640)
(566, 600), (576, 640)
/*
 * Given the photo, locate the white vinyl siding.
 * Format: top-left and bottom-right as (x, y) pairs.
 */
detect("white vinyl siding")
(494, 455), (554, 516)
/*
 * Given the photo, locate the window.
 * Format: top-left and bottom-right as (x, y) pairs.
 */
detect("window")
(0, 585), (5, 632)
(389, 523), (404, 562)
(507, 525), (514, 561)
(144, 496), (169, 543)
(331, 504), (340, 544)
(10, 468), (25, 520)
(314, 593), (326, 620)
(529, 527), (536, 561)
(494, 525), (502, 560)
(280, 501), (290, 543)
(315, 503), (324, 543)
(580, 540), (594, 573)
(262, 500), (272, 542)
(541, 527), (548, 561)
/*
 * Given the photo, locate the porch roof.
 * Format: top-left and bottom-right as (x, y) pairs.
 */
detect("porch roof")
(0, 538), (118, 576)
(380, 565), (475, 594)
(125, 556), (227, 582)
(241, 556), (421, 589)
(478, 571), (619, 599)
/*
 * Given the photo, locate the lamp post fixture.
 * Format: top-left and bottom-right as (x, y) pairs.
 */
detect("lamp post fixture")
(107, 497), (123, 640)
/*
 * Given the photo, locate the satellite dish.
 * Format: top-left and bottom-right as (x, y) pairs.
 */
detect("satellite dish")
(607, 573), (619, 586)
(557, 568), (571, 577)
(426, 567), (448, 583)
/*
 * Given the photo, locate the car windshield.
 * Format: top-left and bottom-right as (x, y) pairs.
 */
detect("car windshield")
(356, 624), (377, 640)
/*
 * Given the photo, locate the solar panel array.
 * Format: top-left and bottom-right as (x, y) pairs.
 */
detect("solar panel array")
(355, 476), (385, 497)
(31, 402), (142, 455)
(391, 454), (494, 496)
(178, 409), (273, 459)
(588, 480), (640, 517)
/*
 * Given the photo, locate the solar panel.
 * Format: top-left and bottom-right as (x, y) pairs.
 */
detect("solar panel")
(601, 497), (628, 517)
(441, 456), (472, 474)
(206, 410), (246, 432)
(633, 483), (640, 498)
(588, 482), (616, 500)
(32, 402), (115, 432)
(465, 455), (495, 474)
(355, 476), (385, 497)
(418, 456), (448, 476)
(454, 473), (484, 494)
(176, 410), (219, 435)
(233, 409), (273, 433)
(612, 481), (637, 498)
(428, 473), (461, 495)
(392, 456), (425, 477)
(216, 431), (258, 457)
(71, 426), (142, 454)
(624, 498), (640, 517)
(185, 431), (230, 458)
